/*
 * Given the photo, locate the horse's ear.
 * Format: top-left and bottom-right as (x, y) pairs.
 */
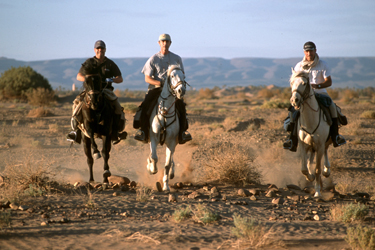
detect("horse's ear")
(291, 67), (295, 74)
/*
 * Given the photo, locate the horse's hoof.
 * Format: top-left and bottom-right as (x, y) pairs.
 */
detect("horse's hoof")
(163, 185), (170, 192)
(314, 192), (322, 198)
(103, 170), (111, 178)
(94, 152), (101, 160)
(156, 182), (163, 192)
(323, 168), (331, 178)
(169, 172), (174, 180)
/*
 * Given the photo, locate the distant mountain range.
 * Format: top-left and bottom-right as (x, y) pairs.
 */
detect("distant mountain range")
(1, 56), (374, 90)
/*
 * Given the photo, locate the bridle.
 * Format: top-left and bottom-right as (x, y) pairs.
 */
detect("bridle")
(292, 74), (321, 135)
(292, 75), (319, 112)
(84, 74), (103, 109)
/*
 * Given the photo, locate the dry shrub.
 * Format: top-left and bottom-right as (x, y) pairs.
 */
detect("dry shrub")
(122, 103), (138, 113)
(262, 99), (290, 109)
(232, 214), (268, 248)
(341, 88), (359, 104)
(346, 225), (375, 250)
(330, 203), (369, 223)
(27, 107), (54, 117)
(114, 89), (122, 98)
(360, 110), (375, 119)
(257, 88), (273, 99)
(327, 88), (339, 100)
(198, 88), (215, 99)
(0, 157), (54, 203)
(194, 140), (261, 185)
(26, 87), (55, 107)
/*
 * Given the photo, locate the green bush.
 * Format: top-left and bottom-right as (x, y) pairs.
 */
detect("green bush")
(173, 206), (192, 222)
(330, 203), (369, 223)
(346, 225), (375, 250)
(0, 66), (52, 100)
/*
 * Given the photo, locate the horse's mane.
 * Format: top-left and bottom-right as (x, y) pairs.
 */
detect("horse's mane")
(290, 70), (309, 83)
(167, 65), (183, 77)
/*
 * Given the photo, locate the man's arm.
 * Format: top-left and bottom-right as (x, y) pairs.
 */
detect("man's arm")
(145, 75), (162, 87)
(312, 76), (332, 89)
(76, 73), (85, 82)
(113, 75), (123, 84)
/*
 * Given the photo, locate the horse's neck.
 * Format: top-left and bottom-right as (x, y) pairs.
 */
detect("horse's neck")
(157, 80), (176, 118)
(300, 89), (320, 129)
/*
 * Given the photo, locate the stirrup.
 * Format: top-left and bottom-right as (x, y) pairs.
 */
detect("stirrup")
(134, 130), (146, 142)
(333, 135), (346, 147)
(283, 139), (297, 152)
(66, 131), (78, 143)
(179, 131), (192, 144)
(112, 131), (128, 145)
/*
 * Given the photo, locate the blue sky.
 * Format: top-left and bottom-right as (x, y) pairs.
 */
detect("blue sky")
(0, 0), (374, 61)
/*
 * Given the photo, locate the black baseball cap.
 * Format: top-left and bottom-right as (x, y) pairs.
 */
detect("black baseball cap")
(303, 41), (316, 51)
(94, 40), (106, 49)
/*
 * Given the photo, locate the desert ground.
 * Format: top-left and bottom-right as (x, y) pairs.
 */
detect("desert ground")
(0, 87), (374, 250)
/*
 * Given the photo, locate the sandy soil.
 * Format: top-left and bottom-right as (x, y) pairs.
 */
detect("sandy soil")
(0, 94), (374, 250)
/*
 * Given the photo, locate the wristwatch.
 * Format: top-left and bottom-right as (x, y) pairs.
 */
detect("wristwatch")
(318, 84), (321, 88)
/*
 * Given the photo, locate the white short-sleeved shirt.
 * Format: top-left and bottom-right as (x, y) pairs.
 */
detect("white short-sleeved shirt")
(142, 51), (184, 90)
(294, 59), (331, 94)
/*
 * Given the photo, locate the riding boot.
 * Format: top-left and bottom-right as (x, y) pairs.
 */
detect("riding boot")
(177, 102), (192, 144)
(331, 118), (346, 147)
(134, 111), (148, 143)
(112, 114), (127, 145)
(283, 122), (298, 152)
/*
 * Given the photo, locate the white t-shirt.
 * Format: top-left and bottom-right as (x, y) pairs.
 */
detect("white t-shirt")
(142, 51), (184, 90)
(294, 59), (331, 94)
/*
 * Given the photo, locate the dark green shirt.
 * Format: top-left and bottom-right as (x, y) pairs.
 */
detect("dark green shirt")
(79, 56), (122, 90)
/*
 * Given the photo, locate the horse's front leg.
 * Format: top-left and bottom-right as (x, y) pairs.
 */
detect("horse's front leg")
(322, 144), (331, 177)
(301, 147), (315, 182)
(147, 126), (158, 175)
(314, 149), (324, 198)
(83, 136), (95, 183)
(163, 141), (177, 192)
(86, 125), (101, 159)
(101, 135), (112, 183)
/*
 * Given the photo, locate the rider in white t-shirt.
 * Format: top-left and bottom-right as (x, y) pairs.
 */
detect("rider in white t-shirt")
(283, 41), (346, 151)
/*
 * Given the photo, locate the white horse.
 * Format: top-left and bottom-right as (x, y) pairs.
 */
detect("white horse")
(290, 69), (332, 198)
(147, 65), (187, 191)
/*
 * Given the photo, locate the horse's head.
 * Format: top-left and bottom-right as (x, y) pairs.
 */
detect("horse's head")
(290, 68), (311, 109)
(166, 65), (186, 99)
(84, 74), (103, 110)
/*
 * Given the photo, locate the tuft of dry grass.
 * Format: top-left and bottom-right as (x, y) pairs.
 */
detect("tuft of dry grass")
(27, 107), (54, 118)
(0, 156), (54, 203)
(191, 204), (220, 224)
(0, 210), (11, 229)
(360, 110), (375, 119)
(173, 205), (192, 222)
(136, 185), (152, 202)
(231, 214), (268, 249)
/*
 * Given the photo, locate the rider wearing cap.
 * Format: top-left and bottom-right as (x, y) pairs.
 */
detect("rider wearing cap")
(283, 41), (346, 151)
(134, 34), (192, 144)
(66, 40), (127, 144)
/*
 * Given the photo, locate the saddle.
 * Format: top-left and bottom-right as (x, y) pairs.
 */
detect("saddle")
(315, 93), (347, 126)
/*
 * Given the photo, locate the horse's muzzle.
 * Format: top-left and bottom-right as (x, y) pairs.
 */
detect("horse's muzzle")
(290, 94), (301, 109)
